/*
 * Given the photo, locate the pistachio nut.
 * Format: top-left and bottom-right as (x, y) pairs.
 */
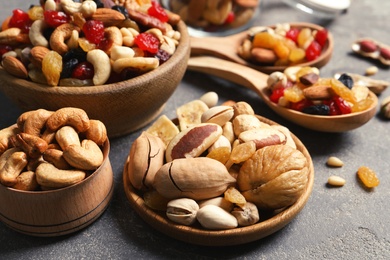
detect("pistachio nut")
(153, 157), (236, 200)
(231, 202), (260, 226)
(197, 204), (238, 230)
(166, 198), (199, 226)
(232, 114), (263, 136)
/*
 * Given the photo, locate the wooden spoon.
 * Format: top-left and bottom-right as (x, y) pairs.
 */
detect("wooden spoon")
(187, 56), (378, 132)
(190, 22), (334, 74)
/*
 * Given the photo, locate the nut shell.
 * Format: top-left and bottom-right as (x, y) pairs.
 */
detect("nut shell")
(237, 144), (309, 210)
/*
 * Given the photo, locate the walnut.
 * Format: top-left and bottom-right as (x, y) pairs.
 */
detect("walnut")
(237, 144), (309, 210)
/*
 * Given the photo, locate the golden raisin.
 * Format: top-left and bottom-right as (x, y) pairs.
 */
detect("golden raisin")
(252, 32), (277, 49)
(230, 141), (256, 164)
(206, 146), (231, 164)
(297, 28), (312, 48)
(224, 187), (246, 205)
(284, 85), (305, 103)
(288, 48), (306, 63)
(351, 97), (374, 112)
(143, 190), (170, 211)
(28, 6), (44, 21)
(42, 51), (62, 86)
(357, 166), (379, 188)
(330, 78), (357, 104)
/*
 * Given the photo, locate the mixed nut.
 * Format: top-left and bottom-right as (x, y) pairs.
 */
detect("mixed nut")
(164, 0), (260, 33)
(352, 38), (390, 66)
(237, 23), (329, 66)
(266, 66), (377, 116)
(0, 0), (182, 86)
(0, 107), (108, 191)
(125, 93), (310, 230)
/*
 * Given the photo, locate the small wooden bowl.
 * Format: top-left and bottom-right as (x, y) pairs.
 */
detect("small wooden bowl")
(0, 21), (190, 138)
(0, 140), (113, 237)
(123, 115), (314, 246)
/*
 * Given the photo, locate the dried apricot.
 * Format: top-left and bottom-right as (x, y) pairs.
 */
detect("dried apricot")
(357, 166), (379, 188)
(252, 32), (277, 49)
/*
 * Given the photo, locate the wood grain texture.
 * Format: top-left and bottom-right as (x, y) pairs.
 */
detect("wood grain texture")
(190, 22), (334, 74)
(123, 116), (314, 246)
(187, 56), (378, 132)
(0, 140), (113, 237)
(0, 22), (190, 138)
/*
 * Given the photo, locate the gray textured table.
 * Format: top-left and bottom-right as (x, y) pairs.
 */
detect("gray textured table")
(1, 1), (390, 259)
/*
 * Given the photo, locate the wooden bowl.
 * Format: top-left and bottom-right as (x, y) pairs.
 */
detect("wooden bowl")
(0, 21), (190, 138)
(123, 115), (314, 246)
(0, 140), (113, 237)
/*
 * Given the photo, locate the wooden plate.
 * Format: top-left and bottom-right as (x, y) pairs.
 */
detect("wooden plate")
(123, 115), (314, 246)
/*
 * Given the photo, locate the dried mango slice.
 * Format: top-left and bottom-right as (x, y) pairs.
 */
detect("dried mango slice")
(176, 100), (208, 130)
(146, 115), (179, 147)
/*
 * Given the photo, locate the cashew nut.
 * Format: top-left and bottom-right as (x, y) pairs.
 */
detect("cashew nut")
(110, 46), (135, 61)
(87, 49), (111, 85)
(35, 162), (86, 189)
(29, 20), (49, 47)
(66, 29), (79, 50)
(18, 109), (53, 136)
(0, 125), (20, 155)
(160, 35), (176, 55)
(12, 133), (48, 159)
(44, 0), (58, 11)
(120, 27), (139, 47)
(49, 23), (80, 55)
(55, 126), (81, 150)
(0, 147), (21, 170)
(84, 120), (107, 146)
(60, 0), (97, 18)
(46, 107), (90, 133)
(12, 170), (39, 191)
(0, 151), (28, 186)
(63, 139), (104, 170)
(112, 57), (159, 74)
(103, 26), (123, 54)
(43, 148), (72, 170)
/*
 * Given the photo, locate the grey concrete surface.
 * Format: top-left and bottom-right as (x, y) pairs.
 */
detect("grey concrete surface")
(0, 0), (389, 259)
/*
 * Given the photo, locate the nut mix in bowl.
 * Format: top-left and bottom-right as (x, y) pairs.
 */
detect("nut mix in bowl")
(0, 0), (190, 137)
(0, 107), (114, 236)
(123, 93), (314, 246)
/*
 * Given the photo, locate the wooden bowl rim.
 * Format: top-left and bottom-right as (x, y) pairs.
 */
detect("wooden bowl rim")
(0, 21), (189, 94)
(123, 115), (315, 246)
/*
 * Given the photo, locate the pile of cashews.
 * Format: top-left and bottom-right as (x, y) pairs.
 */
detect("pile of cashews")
(0, 107), (108, 191)
(0, 0), (182, 86)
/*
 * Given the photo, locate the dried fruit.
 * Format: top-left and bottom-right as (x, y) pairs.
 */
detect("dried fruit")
(357, 166), (379, 188)
(134, 32), (160, 54)
(82, 20), (105, 44)
(42, 50), (63, 86)
(207, 146), (231, 164)
(224, 187), (246, 205)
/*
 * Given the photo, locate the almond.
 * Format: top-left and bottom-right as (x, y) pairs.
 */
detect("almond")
(92, 8), (126, 26)
(303, 85), (333, 100)
(30, 46), (50, 69)
(251, 47), (278, 64)
(1, 56), (28, 79)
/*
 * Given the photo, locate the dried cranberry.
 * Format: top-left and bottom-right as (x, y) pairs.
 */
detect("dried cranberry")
(134, 33), (160, 54)
(323, 99), (341, 115)
(315, 28), (328, 47)
(148, 1), (169, 23)
(44, 10), (69, 28)
(290, 99), (313, 112)
(71, 61), (94, 80)
(224, 11), (235, 24)
(333, 96), (352, 114)
(269, 88), (285, 103)
(8, 9), (33, 33)
(305, 40), (322, 61)
(82, 20), (105, 44)
(285, 28), (300, 44)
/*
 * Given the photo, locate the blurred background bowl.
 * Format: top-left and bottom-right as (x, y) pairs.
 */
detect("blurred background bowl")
(0, 140), (113, 237)
(0, 21), (190, 138)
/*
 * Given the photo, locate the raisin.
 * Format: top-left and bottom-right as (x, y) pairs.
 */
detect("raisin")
(224, 187), (246, 205)
(206, 147), (231, 165)
(297, 28), (312, 48)
(61, 58), (79, 78)
(154, 49), (171, 64)
(42, 50), (62, 86)
(143, 190), (169, 211)
(230, 141), (256, 164)
(357, 166), (379, 188)
(92, 0), (104, 8)
(289, 48), (306, 63)
(283, 85), (304, 103)
(330, 78), (357, 104)
(112, 5), (129, 19)
(337, 73), (354, 89)
(302, 104), (330, 115)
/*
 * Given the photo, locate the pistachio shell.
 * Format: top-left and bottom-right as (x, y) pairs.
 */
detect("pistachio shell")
(231, 202), (260, 226)
(201, 105), (234, 126)
(166, 198), (199, 226)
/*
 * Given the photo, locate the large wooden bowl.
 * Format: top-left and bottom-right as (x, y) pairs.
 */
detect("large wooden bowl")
(0, 140), (113, 237)
(0, 21), (190, 138)
(123, 115), (314, 246)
